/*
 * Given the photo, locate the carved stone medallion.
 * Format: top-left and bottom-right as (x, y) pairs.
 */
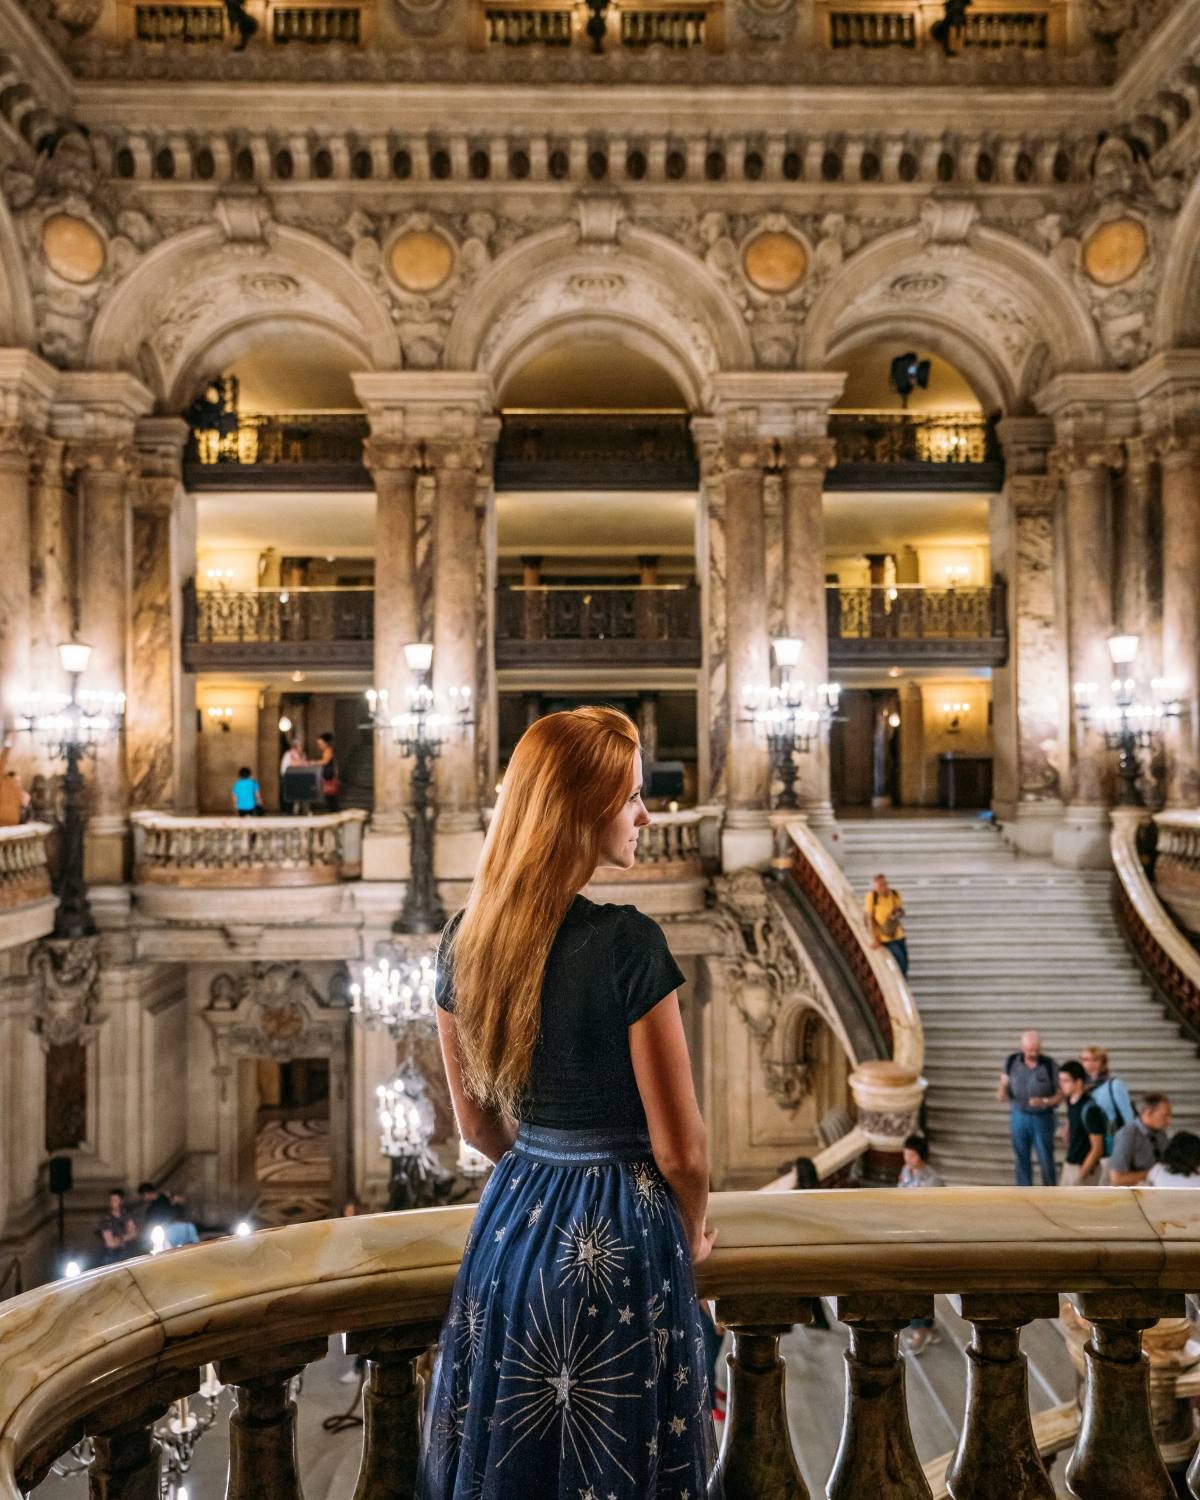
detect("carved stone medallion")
(41, 214), (106, 284)
(1083, 218), (1149, 287)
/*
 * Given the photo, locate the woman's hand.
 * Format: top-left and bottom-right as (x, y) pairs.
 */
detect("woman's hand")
(691, 1223), (718, 1265)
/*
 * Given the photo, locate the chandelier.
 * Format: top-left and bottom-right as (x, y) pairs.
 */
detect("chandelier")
(1073, 633), (1184, 805)
(742, 637), (841, 809)
(349, 952), (437, 1038)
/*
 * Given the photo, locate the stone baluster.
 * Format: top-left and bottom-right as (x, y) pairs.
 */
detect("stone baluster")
(945, 1293), (1059, 1499)
(713, 1293), (813, 1499)
(344, 1320), (443, 1498)
(84, 1372), (200, 1500)
(218, 1339), (326, 1500)
(1066, 1292), (1183, 1499)
(828, 1294), (933, 1500)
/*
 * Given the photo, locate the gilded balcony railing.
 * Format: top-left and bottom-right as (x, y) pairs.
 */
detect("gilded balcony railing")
(0, 824), (53, 911)
(620, 4), (710, 47)
(3, 1190), (1199, 1498)
(182, 411), (369, 481)
(184, 583), (373, 645)
(826, 582), (1008, 666)
(130, 811), (367, 888)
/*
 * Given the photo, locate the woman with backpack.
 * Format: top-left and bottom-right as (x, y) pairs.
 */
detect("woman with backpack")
(1080, 1044), (1135, 1181)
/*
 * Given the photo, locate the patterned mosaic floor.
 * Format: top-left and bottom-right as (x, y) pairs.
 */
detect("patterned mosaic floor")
(255, 1116), (332, 1226)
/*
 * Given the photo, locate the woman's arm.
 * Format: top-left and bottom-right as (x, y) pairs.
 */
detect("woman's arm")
(629, 992), (715, 1263)
(435, 1008), (517, 1163)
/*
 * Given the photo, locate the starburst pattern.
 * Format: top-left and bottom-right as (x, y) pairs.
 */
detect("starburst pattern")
(556, 1209), (632, 1301)
(493, 1272), (647, 1483)
(629, 1162), (666, 1221)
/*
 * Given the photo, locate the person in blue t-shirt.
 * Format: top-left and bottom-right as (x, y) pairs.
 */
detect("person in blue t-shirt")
(231, 767), (263, 817)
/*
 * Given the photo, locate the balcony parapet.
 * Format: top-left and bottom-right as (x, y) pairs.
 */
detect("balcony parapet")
(182, 581), (373, 671)
(827, 581), (1009, 667)
(588, 805), (722, 913)
(1112, 810), (1200, 1044)
(495, 583), (702, 668)
(0, 824), (56, 951)
(1151, 809), (1200, 944)
(3, 1188), (1199, 1497)
(827, 410), (1004, 491)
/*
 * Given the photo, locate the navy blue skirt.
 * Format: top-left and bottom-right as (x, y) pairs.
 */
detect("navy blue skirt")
(417, 1124), (721, 1499)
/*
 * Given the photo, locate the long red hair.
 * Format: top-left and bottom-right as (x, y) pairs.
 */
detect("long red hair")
(449, 706), (641, 1116)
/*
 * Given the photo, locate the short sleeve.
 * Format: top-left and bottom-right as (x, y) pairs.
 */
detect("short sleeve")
(613, 908), (685, 1027)
(1108, 1123), (1136, 1172)
(435, 911), (464, 1013)
(1083, 1102), (1107, 1137)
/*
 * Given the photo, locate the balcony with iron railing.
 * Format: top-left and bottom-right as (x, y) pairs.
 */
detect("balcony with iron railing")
(495, 583), (702, 667)
(182, 411), (370, 490)
(182, 581), (373, 671)
(826, 411), (1003, 491)
(826, 581), (1008, 666)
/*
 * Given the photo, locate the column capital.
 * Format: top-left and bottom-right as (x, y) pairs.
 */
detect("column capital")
(0, 349), (59, 432)
(363, 436), (425, 475)
(995, 414), (1055, 473)
(1131, 352), (1200, 462)
(1033, 372), (1137, 450)
(52, 372), (155, 446)
(1007, 473), (1058, 514)
(777, 435), (837, 474)
(134, 416), (190, 483)
(706, 371), (847, 443)
(351, 371), (497, 443)
(65, 438), (139, 479)
(0, 422), (41, 475)
(1050, 437), (1126, 478)
(424, 433), (498, 474)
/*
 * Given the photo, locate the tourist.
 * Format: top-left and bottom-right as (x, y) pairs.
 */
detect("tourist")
(1058, 1062), (1106, 1186)
(317, 732), (340, 813)
(1147, 1131), (1200, 1187)
(1080, 1044), (1135, 1160)
(97, 1190), (137, 1264)
(231, 766), (263, 817)
(417, 707), (718, 1498)
(898, 1136), (942, 1354)
(280, 737), (308, 815)
(1109, 1094), (1173, 1186)
(163, 1201), (201, 1248)
(865, 871), (908, 976)
(131, 1181), (173, 1245)
(997, 1029), (1061, 1186)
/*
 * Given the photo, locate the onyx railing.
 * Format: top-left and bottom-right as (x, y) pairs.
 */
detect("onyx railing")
(827, 582), (1009, 666)
(495, 583), (702, 666)
(4, 1190), (1200, 1498)
(826, 410), (1003, 490)
(130, 811), (367, 887)
(1111, 809), (1200, 1045)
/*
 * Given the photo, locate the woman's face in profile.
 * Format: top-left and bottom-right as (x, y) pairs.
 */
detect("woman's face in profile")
(597, 762), (651, 870)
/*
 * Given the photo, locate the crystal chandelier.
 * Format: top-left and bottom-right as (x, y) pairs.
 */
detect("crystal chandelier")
(349, 952), (437, 1039)
(742, 638), (841, 809)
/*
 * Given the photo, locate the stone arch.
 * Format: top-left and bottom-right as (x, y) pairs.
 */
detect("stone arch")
(1155, 172), (1200, 348)
(0, 189), (35, 348)
(803, 223), (1104, 412)
(444, 224), (754, 409)
(88, 224), (400, 409)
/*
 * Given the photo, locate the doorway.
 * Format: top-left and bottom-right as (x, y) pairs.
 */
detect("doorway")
(830, 688), (900, 809)
(253, 1057), (332, 1225)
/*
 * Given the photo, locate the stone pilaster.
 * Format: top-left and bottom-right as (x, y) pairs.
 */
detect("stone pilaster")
(992, 417), (1068, 855)
(1036, 376), (1135, 868)
(1134, 352), (1200, 810)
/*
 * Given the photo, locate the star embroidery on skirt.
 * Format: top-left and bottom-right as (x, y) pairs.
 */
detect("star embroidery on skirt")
(587, 1304), (598, 1317)
(495, 1226), (507, 1241)
(674, 1365), (688, 1388)
(527, 1200), (543, 1227)
(510, 1175), (523, 1189)
(555, 1208), (632, 1301)
(618, 1305), (633, 1324)
(648, 1435), (658, 1457)
(669, 1415), (687, 1437)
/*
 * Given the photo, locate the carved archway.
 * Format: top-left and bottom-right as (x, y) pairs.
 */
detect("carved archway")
(445, 223), (754, 407)
(0, 188), (36, 348)
(87, 224), (400, 408)
(203, 963), (352, 1221)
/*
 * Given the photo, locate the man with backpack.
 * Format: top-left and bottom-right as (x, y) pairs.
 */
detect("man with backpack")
(997, 1029), (1061, 1185)
(865, 872), (908, 976)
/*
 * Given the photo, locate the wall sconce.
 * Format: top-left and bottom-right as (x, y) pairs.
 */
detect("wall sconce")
(207, 706), (233, 733)
(278, 715), (293, 734)
(941, 701), (970, 734)
(204, 567), (234, 587)
(887, 712), (901, 729)
(944, 565), (969, 587)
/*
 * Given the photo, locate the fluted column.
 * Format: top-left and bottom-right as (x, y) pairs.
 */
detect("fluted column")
(365, 439), (422, 832)
(778, 436), (837, 829)
(992, 418), (1068, 856)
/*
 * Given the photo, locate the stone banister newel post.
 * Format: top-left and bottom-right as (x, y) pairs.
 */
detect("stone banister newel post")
(0, 352), (57, 743)
(58, 373), (156, 885)
(848, 1059), (926, 1183)
(1036, 377), (1134, 869)
(1135, 352), (1200, 810)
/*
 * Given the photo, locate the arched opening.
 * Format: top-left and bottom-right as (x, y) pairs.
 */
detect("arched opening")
(493, 338), (701, 808)
(822, 341), (999, 817)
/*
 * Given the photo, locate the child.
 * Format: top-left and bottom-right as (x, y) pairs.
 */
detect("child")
(231, 767), (263, 817)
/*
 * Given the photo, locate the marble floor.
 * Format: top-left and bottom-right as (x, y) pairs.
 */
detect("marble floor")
(255, 1115), (332, 1226)
(34, 1298), (1078, 1497)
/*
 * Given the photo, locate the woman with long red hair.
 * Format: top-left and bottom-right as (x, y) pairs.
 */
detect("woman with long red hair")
(418, 705), (720, 1499)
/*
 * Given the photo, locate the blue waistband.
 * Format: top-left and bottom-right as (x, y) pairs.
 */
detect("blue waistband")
(513, 1123), (653, 1166)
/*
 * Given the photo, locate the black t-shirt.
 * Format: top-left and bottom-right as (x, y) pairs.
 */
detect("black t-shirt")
(1066, 1095), (1107, 1165)
(435, 895), (685, 1130)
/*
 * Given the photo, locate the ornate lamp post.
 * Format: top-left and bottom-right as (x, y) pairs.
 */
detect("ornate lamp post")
(365, 643), (472, 935)
(742, 637), (840, 810)
(16, 641), (124, 940)
(1073, 633), (1183, 806)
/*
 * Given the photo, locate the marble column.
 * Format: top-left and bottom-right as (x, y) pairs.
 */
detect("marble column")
(0, 424), (36, 737)
(365, 440), (422, 833)
(778, 437), (837, 829)
(1159, 438), (1200, 807)
(637, 692), (659, 763)
(257, 686), (282, 811)
(992, 418), (1068, 855)
(28, 436), (72, 694)
(128, 417), (191, 814)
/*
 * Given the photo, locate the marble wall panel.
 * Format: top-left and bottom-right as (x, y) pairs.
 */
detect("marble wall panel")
(1014, 504), (1069, 802)
(127, 500), (176, 811)
(701, 487), (727, 803)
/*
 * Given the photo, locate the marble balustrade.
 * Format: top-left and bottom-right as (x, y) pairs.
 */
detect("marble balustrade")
(0, 825), (53, 911)
(4, 1189), (1200, 1497)
(1151, 810), (1200, 942)
(129, 810), (367, 887)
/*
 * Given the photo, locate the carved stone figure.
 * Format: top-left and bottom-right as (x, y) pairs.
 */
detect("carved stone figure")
(28, 935), (104, 1050)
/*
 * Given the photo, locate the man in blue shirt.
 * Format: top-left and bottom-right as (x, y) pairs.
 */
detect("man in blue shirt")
(996, 1028), (1062, 1186)
(231, 767), (263, 817)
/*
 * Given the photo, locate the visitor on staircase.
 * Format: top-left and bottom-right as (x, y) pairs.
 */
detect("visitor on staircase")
(1057, 1062), (1106, 1186)
(997, 1030), (1061, 1186)
(1108, 1094), (1172, 1186)
(1147, 1131), (1200, 1188)
(1080, 1045), (1136, 1175)
(864, 872), (908, 976)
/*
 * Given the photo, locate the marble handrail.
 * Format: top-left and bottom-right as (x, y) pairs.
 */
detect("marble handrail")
(1111, 808), (1200, 1037)
(3, 1188), (1200, 1496)
(130, 810), (367, 887)
(1152, 808), (1200, 940)
(0, 824), (52, 910)
(784, 817), (923, 1074)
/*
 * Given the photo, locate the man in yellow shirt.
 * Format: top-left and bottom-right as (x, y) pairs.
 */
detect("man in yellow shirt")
(865, 872), (908, 976)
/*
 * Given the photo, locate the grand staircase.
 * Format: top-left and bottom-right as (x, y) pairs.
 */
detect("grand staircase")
(837, 816), (1200, 1185)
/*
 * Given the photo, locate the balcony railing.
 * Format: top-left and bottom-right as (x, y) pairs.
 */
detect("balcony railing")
(135, 3), (226, 41)
(591, 805), (721, 882)
(495, 583), (702, 667)
(472, 0), (722, 49)
(495, 413), (698, 490)
(619, 4), (711, 47)
(134, 1), (364, 42)
(1149, 809), (1200, 945)
(131, 811), (366, 887)
(0, 824), (53, 912)
(827, 410), (1003, 490)
(483, 2), (575, 42)
(4, 1190), (1199, 1498)
(820, 0), (1059, 52)
(182, 582), (373, 671)
(273, 5), (361, 41)
(827, 582), (1008, 666)
(182, 411), (370, 489)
